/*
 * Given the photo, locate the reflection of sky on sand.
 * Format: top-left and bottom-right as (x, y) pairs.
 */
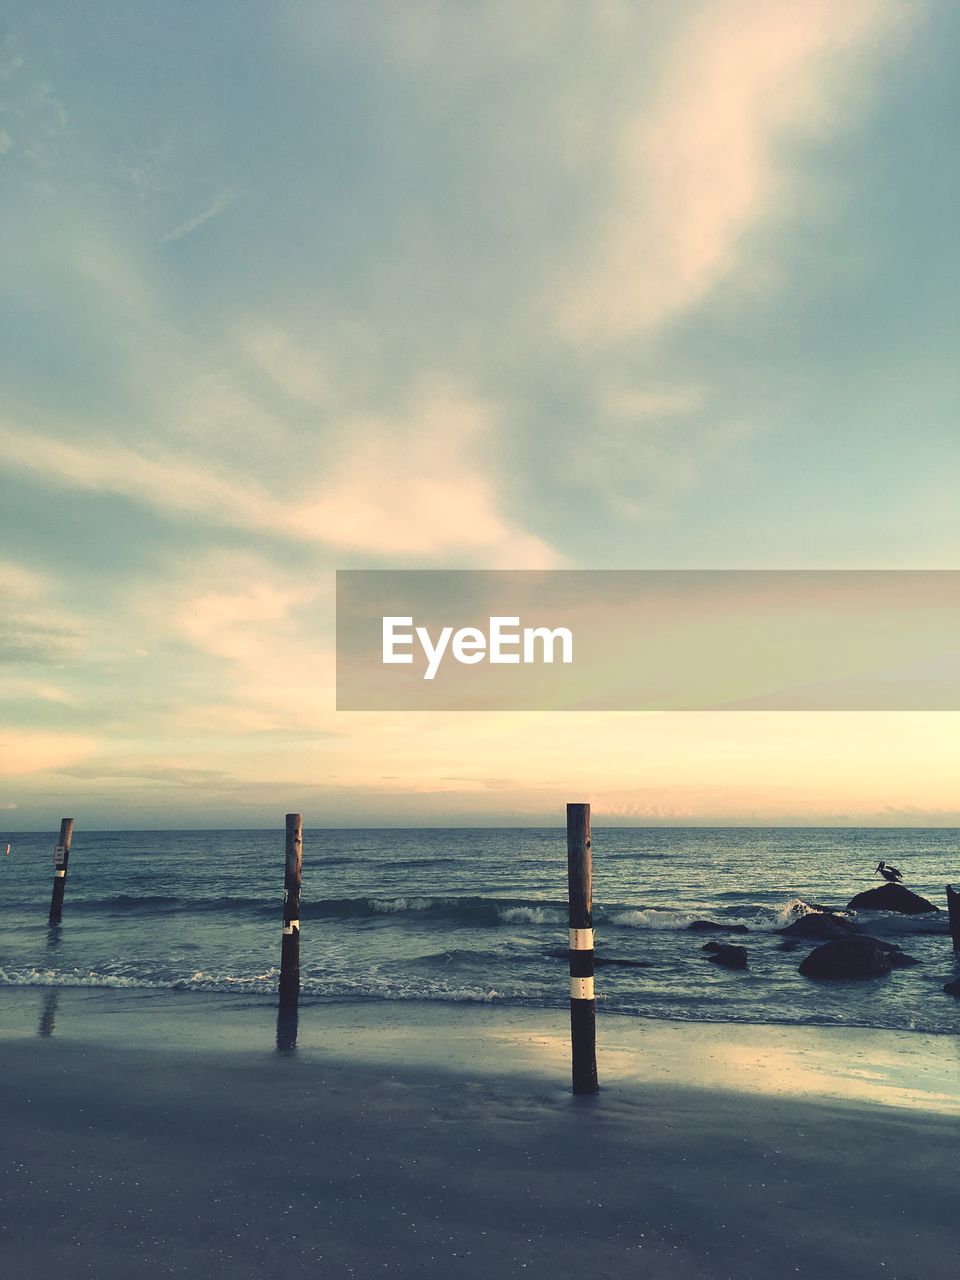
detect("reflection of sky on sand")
(523, 1019), (960, 1115)
(329, 1008), (960, 1115)
(3, 986), (958, 1115)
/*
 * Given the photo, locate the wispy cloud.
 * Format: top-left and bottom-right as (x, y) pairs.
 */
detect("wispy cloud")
(559, 0), (908, 342)
(161, 186), (237, 245)
(0, 378), (560, 566)
(0, 730), (97, 777)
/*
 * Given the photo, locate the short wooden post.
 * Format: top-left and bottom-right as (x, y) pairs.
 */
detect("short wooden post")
(47, 818), (75, 925)
(279, 813), (302, 1005)
(947, 885), (960, 952)
(567, 802), (599, 1094)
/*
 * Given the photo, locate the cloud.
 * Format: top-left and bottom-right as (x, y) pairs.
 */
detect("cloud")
(132, 549), (338, 734)
(0, 560), (48, 599)
(59, 762), (240, 789)
(0, 561), (86, 667)
(0, 677), (74, 704)
(289, 382), (560, 565)
(161, 187), (237, 245)
(0, 617), (83, 665)
(0, 379), (559, 566)
(0, 730), (97, 777)
(0, 419), (269, 527)
(241, 328), (332, 406)
(559, 0), (907, 342)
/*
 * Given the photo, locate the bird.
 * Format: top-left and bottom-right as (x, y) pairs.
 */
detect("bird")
(875, 861), (903, 883)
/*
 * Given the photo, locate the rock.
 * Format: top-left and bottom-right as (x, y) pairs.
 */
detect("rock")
(845, 883), (938, 914)
(799, 938), (893, 980)
(779, 913), (856, 941)
(871, 940), (921, 968)
(943, 979), (960, 997)
(687, 920), (750, 934)
(703, 943), (748, 970)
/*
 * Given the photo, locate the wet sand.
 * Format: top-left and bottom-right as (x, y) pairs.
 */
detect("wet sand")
(2, 990), (959, 1278)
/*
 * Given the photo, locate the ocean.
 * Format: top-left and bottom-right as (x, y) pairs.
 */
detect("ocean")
(1, 827), (958, 1034)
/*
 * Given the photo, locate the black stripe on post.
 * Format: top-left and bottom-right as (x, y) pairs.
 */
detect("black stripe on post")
(279, 813), (302, 1006)
(567, 802), (599, 1094)
(47, 818), (75, 925)
(947, 885), (960, 953)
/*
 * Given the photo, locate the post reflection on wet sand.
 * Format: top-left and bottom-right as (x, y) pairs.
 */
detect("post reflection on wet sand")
(37, 989), (59, 1038)
(276, 999), (299, 1054)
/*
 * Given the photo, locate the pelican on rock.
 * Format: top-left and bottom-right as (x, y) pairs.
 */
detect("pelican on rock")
(875, 861), (903, 883)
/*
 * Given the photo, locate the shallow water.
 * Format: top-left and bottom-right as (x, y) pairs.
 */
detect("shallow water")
(1, 827), (958, 1033)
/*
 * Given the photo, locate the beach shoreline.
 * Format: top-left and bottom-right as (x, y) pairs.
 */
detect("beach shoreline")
(2, 989), (959, 1279)
(3, 984), (959, 1113)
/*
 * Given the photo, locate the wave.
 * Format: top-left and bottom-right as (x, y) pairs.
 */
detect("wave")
(0, 965), (533, 1005)
(301, 895), (568, 926)
(2, 966), (953, 1034)
(605, 897), (832, 933)
(8, 892), (857, 934)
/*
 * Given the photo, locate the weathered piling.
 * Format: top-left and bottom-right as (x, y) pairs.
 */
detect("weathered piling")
(47, 818), (75, 925)
(947, 885), (960, 952)
(279, 813), (302, 1005)
(567, 802), (599, 1094)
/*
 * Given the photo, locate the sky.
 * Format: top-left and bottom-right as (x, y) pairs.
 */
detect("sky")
(1, 0), (958, 829)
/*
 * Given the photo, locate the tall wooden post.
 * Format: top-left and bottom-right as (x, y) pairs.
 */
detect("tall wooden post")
(279, 813), (302, 1005)
(47, 818), (74, 925)
(567, 802), (599, 1094)
(947, 885), (960, 952)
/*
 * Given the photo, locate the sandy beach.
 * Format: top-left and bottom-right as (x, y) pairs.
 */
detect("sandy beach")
(2, 988), (958, 1280)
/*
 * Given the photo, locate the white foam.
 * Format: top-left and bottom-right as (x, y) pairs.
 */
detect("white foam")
(499, 906), (565, 925)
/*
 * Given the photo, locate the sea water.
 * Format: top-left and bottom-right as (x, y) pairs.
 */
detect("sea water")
(1, 828), (958, 1033)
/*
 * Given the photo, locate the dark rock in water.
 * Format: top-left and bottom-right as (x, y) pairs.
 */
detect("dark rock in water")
(868, 940), (921, 968)
(845, 883), (938, 914)
(703, 943), (748, 970)
(779, 913), (855, 941)
(885, 951), (920, 969)
(687, 920), (750, 934)
(799, 938), (893, 980)
(943, 979), (960, 997)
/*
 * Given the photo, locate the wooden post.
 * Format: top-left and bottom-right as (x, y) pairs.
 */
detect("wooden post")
(567, 802), (599, 1094)
(279, 813), (302, 1005)
(47, 818), (74, 925)
(947, 885), (960, 952)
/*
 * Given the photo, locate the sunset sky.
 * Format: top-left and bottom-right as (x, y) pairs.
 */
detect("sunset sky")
(2, 1), (958, 828)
